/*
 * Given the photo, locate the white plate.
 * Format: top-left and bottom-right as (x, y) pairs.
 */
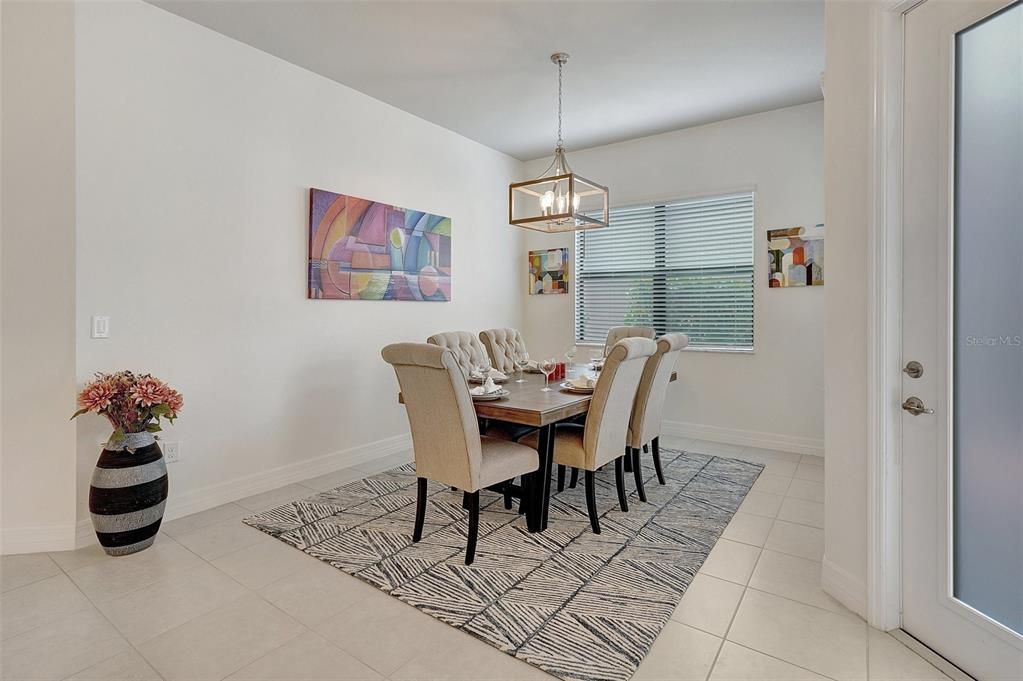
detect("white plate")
(559, 381), (595, 394)
(471, 388), (510, 401)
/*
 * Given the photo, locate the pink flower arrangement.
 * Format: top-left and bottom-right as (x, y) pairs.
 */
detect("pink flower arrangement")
(73, 371), (183, 444)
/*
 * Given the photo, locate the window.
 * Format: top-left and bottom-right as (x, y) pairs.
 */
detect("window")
(574, 192), (754, 350)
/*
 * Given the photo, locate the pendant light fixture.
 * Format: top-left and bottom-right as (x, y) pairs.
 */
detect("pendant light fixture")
(509, 53), (609, 232)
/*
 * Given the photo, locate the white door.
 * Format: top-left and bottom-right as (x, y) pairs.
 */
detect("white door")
(902, 0), (1023, 678)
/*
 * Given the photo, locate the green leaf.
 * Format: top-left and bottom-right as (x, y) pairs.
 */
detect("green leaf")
(145, 423), (162, 433)
(151, 404), (171, 417)
(70, 408), (89, 420)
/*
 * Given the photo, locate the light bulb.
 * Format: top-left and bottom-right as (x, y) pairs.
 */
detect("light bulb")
(540, 191), (555, 215)
(556, 193), (568, 214)
(572, 192), (581, 211)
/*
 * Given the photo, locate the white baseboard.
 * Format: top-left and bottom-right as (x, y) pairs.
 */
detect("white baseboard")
(822, 555), (868, 618)
(662, 420), (825, 457)
(68, 433), (413, 550)
(0, 523), (77, 555)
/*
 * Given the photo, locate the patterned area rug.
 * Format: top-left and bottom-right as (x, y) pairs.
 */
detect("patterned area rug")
(244, 448), (762, 681)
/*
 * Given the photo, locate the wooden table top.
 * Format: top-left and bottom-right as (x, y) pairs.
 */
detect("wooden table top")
(399, 366), (677, 428)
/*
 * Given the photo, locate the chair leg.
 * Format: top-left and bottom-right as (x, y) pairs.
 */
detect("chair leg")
(651, 436), (666, 485)
(631, 448), (647, 502)
(557, 465), (566, 492)
(503, 479), (513, 509)
(643, 443), (649, 454)
(614, 456), (629, 512)
(569, 467), (579, 488)
(413, 477), (427, 542)
(623, 449), (633, 472)
(465, 491), (480, 565)
(462, 491), (471, 510)
(584, 471), (601, 534)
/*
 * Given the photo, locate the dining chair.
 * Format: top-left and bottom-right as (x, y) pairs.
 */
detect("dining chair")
(627, 333), (688, 499)
(479, 328), (528, 374)
(426, 331), (489, 376)
(603, 326), (655, 357)
(524, 337), (656, 534)
(382, 342), (538, 564)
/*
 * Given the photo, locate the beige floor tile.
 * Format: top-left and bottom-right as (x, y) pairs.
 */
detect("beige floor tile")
(65, 649), (163, 681)
(138, 594), (305, 681)
(740, 447), (803, 465)
(161, 502), (250, 539)
(672, 573), (745, 637)
(699, 538), (761, 585)
(1, 552), (61, 593)
(1, 606), (130, 681)
(868, 628), (950, 681)
(764, 520), (824, 562)
(786, 478), (825, 503)
(751, 473), (793, 496)
(748, 549), (848, 615)
(298, 467), (367, 492)
(659, 435), (693, 450)
(236, 484), (315, 512)
(354, 450), (414, 474)
(391, 628), (552, 681)
(777, 497), (824, 529)
(212, 536), (321, 589)
(710, 641), (830, 680)
(722, 512), (775, 547)
(172, 517), (272, 561)
(687, 439), (746, 457)
(632, 621), (722, 681)
(260, 561), (378, 627)
(226, 631), (383, 680)
(315, 590), (468, 677)
(0, 573), (94, 640)
(728, 589), (867, 681)
(97, 562), (250, 645)
(48, 541), (113, 573)
(801, 454), (825, 467)
(737, 491), (784, 519)
(794, 462), (825, 482)
(67, 537), (205, 602)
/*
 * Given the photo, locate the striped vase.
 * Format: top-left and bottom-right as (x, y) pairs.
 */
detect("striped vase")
(89, 435), (169, 556)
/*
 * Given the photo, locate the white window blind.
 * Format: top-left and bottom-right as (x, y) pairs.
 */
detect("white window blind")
(574, 192), (754, 350)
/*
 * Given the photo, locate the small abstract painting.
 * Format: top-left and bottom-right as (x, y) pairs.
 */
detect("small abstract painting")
(529, 248), (569, 295)
(308, 188), (451, 301)
(768, 224), (824, 287)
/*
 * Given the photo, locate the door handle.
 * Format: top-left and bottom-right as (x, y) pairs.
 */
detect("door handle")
(902, 396), (934, 416)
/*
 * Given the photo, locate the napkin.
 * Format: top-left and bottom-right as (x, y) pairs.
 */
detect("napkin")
(471, 368), (508, 381)
(470, 377), (501, 395)
(569, 375), (597, 389)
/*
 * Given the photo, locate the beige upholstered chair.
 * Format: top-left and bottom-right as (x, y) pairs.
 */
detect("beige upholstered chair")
(525, 337), (656, 534)
(382, 342), (538, 564)
(627, 333), (688, 497)
(479, 328), (528, 374)
(604, 326), (655, 357)
(426, 331), (489, 376)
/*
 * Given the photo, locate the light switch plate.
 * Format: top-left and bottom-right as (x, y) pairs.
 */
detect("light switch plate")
(91, 315), (110, 339)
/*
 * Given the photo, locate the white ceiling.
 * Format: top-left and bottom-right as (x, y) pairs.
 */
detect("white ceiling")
(150, 0), (824, 161)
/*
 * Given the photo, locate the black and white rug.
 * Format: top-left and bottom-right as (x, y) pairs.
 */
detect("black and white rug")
(244, 448), (762, 681)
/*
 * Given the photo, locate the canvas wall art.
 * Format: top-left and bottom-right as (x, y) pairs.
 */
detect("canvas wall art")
(529, 248), (569, 295)
(768, 224), (824, 287)
(308, 188), (451, 301)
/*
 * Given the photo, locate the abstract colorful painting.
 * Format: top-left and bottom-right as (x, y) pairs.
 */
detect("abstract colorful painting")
(528, 248), (569, 295)
(768, 224), (824, 287)
(308, 188), (451, 301)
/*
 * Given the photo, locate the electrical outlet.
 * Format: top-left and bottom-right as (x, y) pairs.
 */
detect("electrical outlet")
(163, 441), (181, 463)
(91, 315), (110, 339)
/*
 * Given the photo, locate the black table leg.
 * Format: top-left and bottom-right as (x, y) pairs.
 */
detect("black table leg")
(527, 424), (552, 532)
(540, 427), (556, 530)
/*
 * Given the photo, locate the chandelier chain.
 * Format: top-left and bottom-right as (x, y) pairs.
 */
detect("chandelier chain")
(556, 59), (564, 149)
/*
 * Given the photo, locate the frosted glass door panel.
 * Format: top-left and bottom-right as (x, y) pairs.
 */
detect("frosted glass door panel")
(952, 1), (1023, 636)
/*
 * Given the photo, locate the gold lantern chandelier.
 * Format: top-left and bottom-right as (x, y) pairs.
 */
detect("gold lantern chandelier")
(509, 53), (609, 233)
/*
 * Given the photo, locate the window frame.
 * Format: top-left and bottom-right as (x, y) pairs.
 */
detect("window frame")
(573, 189), (757, 354)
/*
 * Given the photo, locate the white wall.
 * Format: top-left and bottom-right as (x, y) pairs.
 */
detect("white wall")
(0, 0), (79, 553)
(521, 103), (825, 455)
(820, 0), (875, 618)
(71, 1), (524, 525)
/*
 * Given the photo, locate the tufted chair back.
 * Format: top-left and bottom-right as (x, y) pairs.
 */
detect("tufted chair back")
(603, 326), (656, 357)
(426, 331), (490, 376)
(479, 328), (528, 373)
(629, 333), (688, 448)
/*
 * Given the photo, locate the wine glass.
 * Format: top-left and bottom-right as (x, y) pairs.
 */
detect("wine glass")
(515, 352), (529, 383)
(539, 358), (557, 392)
(564, 345), (578, 376)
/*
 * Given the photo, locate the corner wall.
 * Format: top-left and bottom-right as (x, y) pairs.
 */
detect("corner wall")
(521, 103), (826, 455)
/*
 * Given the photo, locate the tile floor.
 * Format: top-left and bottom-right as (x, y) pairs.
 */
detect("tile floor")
(0, 439), (951, 681)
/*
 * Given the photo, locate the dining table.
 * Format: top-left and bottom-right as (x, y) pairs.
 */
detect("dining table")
(399, 364), (677, 533)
